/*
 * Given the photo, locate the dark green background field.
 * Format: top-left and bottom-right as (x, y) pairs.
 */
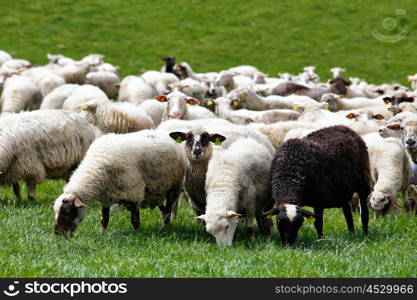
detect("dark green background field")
(0, 0), (416, 277)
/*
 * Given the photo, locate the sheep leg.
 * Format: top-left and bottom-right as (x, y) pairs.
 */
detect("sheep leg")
(162, 187), (182, 226)
(359, 190), (369, 235)
(12, 183), (21, 200)
(255, 214), (272, 235)
(342, 204), (355, 233)
(125, 202), (140, 231)
(101, 206), (110, 230)
(26, 181), (37, 202)
(245, 215), (255, 241)
(312, 207), (324, 238)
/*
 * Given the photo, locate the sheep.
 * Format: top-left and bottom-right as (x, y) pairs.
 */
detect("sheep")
(362, 133), (408, 215)
(0, 110), (95, 201)
(227, 87), (314, 110)
(155, 91), (215, 121)
(141, 71), (179, 95)
(228, 65), (264, 78)
(22, 67), (65, 97)
(175, 62), (216, 81)
(320, 93), (385, 111)
(117, 75), (158, 104)
(1, 59), (31, 72)
(53, 130), (187, 235)
(166, 121), (274, 219)
(214, 71), (254, 93)
(0, 50), (12, 66)
(40, 84), (80, 110)
(173, 77), (206, 103)
(161, 56), (177, 74)
(194, 137), (273, 246)
(264, 126), (371, 245)
(135, 99), (166, 127)
(270, 77), (350, 100)
(0, 75), (42, 113)
(85, 71), (120, 99)
(79, 100), (154, 133)
(60, 62), (92, 84)
(62, 84), (109, 112)
(212, 97), (299, 125)
(407, 74), (417, 91)
(47, 54), (76, 66)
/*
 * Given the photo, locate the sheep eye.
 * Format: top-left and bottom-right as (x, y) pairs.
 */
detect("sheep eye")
(224, 224), (229, 232)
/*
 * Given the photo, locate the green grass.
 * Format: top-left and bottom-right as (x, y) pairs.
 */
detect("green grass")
(0, 181), (416, 277)
(0, 0), (417, 277)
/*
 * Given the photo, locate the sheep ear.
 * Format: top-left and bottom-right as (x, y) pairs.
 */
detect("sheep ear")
(407, 97), (415, 103)
(169, 132), (187, 143)
(155, 95), (168, 102)
(373, 114), (385, 120)
(114, 83), (121, 89)
(209, 134), (226, 145)
(74, 197), (87, 208)
(226, 211), (241, 219)
(263, 208), (280, 218)
(195, 215), (206, 221)
(79, 101), (97, 111)
(346, 113), (358, 119)
(386, 124), (401, 130)
(301, 209), (316, 222)
(186, 98), (199, 105)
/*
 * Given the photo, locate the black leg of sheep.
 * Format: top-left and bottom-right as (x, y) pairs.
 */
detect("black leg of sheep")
(125, 202), (140, 231)
(12, 183), (21, 200)
(101, 206), (110, 230)
(313, 207), (324, 238)
(342, 204), (354, 233)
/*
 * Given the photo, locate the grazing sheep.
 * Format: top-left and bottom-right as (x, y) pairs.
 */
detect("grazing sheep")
(117, 75), (158, 104)
(362, 133), (408, 216)
(85, 71), (120, 99)
(53, 130), (186, 235)
(155, 91), (215, 121)
(214, 71), (254, 93)
(195, 137), (273, 246)
(227, 88), (313, 110)
(271, 77), (350, 100)
(265, 126), (371, 245)
(320, 93), (385, 111)
(62, 84), (109, 112)
(61, 62), (92, 84)
(40, 84), (80, 110)
(0, 75), (42, 113)
(79, 100), (154, 133)
(213, 97), (299, 125)
(0, 110), (95, 201)
(167, 122), (274, 218)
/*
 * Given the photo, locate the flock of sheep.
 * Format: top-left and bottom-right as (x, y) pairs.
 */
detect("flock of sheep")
(0, 50), (416, 247)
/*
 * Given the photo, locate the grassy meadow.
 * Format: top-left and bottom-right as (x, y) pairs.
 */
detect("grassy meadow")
(0, 0), (416, 277)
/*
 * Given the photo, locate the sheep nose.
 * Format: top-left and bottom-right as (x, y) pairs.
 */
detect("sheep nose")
(406, 139), (416, 146)
(170, 112), (182, 119)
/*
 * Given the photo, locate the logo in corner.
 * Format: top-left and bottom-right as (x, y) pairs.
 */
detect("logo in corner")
(3, 281), (20, 297)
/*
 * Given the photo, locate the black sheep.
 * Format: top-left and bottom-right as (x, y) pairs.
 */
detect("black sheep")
(264, 125), (371, 245)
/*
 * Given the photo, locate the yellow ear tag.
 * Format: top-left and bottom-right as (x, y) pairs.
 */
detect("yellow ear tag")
(207, 99), (213, 105)
(175, 137), (182, 144)
(239, 93), (245, 100)
(307, 216), (315, 222)
(293, 104), (299, 111)
(232, 100), (239, 106)
(266, 214), (273, 219)
(323, 104), (329, 110)
(81, 104), (88, 110)
(215, 137), (222, 146)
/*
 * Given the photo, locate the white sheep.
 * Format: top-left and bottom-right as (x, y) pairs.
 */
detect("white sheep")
(155, 91), (215, 121)
(141, 70), (179, 95)
(0, 110), (95, 201)
(196, 137), (273, 246)
(53, 130), (187, 235)
(320, 93), (385, 111)
(79, 100), (155, 133)
(135, 99), (166, 127)
(330, 67), (346, 79)
(0, 75), (42, 113)
(1, 59), (31, 72)
(173, 77), (206, 103)
(62, 84), (109, 112)
(227, 87), (313, 111)
(213, 97), (299, 125)
(117, 75), (158, 104)
(214, 71), (254, 93)
(40, 84), (80, 110)
(85, 71), (120, 99)
(22, 67), (65, 97)
(362, 133), (409, 215)
(228, 65), (263, 78)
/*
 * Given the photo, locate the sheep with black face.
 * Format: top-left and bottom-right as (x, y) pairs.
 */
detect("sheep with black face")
(265, 125), (371, 246)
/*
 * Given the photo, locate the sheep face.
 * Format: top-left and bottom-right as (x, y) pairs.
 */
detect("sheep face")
(320, 93), (341, 111)
(53, 193), (87, 236)
(196, 211), (241, 246)
(169, 131), (226, 161)
(383, 94), (414, 108)
(155, 91), (199, 120)
(402, 121), (417, 159)
(369, 191), (391, 212)
(264, 204), (316, 246)
(378, 123), (402, 139)
(214, 71), (233, 87)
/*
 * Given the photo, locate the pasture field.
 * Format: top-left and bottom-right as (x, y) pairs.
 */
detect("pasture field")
(0, 0), (416, 277)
